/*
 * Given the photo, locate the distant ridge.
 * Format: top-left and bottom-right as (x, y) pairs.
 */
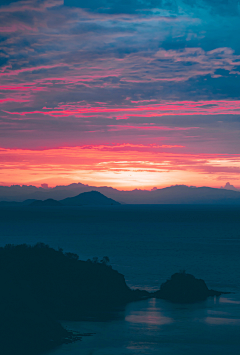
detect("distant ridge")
(1, 184), (240, 205)
(222, 182), (239, 191)
(30, 199), (62, 207)
(0, 199), (36, 206)
(61, 191), (120, 206)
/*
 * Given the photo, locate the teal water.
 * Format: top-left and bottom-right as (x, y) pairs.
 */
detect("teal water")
(50, 297), (240, 355)
(0, 205), (240, 354)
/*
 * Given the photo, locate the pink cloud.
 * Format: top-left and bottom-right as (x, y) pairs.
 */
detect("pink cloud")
(0, 63), (69, 77)
(0, 98), (29, 103)
(5, 100), (240, 119)
(0, 85), (46, 91)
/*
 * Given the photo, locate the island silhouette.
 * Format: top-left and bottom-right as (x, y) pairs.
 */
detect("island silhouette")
(154, 271), (227, 303)
(61, 190), (120, 206)
(3, 191), (121, 207)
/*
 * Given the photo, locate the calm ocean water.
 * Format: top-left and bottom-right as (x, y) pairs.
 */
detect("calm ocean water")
(0, 205), (240, 354)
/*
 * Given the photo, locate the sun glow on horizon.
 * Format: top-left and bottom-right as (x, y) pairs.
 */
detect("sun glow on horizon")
(0, 145), (239, 189)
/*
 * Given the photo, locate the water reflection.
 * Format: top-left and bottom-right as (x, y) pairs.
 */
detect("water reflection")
(205, 317), (240, 325)
(219, 297), (240, 304)
(48, 296), (240, 355)
(125, 298), (172, 326)
(204, 296), (240, 325)
(207, 310), (230, 316)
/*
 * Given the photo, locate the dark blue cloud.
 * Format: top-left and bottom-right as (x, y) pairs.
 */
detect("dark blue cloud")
(0, 0), (22, 4)
(184, 0), (239, 16)
(64, 0), (165, 14)
(65, 0), (239, 16)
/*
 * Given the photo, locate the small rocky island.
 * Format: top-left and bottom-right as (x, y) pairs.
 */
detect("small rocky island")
(154, 271), (224, 303)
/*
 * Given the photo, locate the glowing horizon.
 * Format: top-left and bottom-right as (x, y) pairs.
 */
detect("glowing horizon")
(1, 145), (239, 189)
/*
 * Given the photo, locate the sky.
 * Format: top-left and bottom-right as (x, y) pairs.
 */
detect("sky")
(0, 0), (240, 189)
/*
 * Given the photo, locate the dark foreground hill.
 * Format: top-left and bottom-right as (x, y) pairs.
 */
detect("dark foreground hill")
(0, 243), (146, 354)
(0, 306), (72, 355)
(61, 190), (121, 206)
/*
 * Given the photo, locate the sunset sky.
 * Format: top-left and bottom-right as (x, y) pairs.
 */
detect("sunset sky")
(0, 0), (240, 189)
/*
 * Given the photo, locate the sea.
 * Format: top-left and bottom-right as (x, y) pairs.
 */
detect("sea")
(0, 204), (240, 355)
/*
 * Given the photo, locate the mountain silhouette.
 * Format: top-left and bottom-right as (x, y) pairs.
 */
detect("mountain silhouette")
(1, 184), (240, 204)
(61, 191), (120, 206)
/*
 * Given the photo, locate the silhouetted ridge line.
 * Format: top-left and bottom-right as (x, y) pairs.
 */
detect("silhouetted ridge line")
(1, 184), (240, 204)
(0, 190), (121, 206)
(61, 190), (121, 206)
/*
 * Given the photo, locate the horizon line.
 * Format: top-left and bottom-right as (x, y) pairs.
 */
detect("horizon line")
(0, 182), (239, 191)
